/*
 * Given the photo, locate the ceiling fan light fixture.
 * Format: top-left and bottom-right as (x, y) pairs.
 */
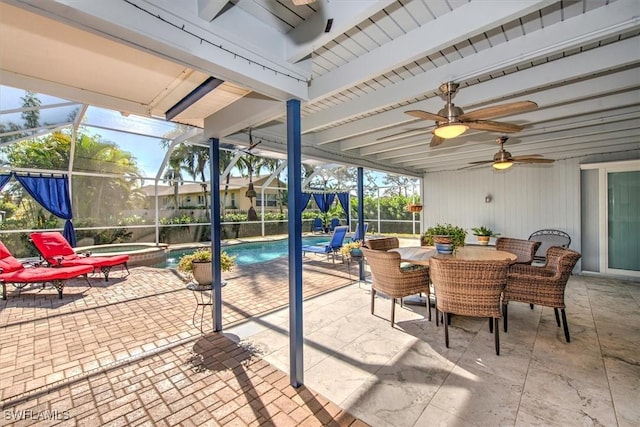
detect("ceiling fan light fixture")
(292, 0), (315, 5)
(492, 161), (513, 170)
(433, 123), (468, 139)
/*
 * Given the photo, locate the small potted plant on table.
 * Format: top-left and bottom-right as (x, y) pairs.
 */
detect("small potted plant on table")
(471, 226), (499, 246)
(422, 223), (467, 254)
(178, 248), (236, 290)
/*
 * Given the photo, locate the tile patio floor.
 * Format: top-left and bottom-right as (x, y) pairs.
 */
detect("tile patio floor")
(227, 271), (640, 426)
(1, 242), (639, 426)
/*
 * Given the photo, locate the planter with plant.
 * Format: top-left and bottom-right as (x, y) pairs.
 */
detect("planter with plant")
(339, 241), (363, 259)
(422, 223), (467, 254)
(406, 196), (423, 213)
(470, 226), (500, 245)
(177, 248), (236, 290)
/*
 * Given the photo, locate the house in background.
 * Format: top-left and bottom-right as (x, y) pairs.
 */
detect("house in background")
(139, 175), (286, 215)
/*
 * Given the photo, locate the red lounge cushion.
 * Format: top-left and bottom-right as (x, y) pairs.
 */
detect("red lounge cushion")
(55, 254), (129, 268)
(30, 232), (77, 258)
(0, 242), (26, 273)
(30, 232), (129, 268)
(0, 264), (93, 282)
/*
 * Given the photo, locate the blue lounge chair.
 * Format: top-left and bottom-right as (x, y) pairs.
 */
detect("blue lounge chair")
(351, 222), (369, 242)
(302, 226), (349, 262)
(312, 217), (324, 233)
(329, 218), (341, 231)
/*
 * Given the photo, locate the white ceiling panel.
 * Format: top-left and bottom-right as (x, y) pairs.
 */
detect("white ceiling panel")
(0, 0), (637, 176)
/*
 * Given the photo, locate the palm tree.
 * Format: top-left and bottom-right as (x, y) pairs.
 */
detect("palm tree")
(171, 143), (210, 220)
(161, 156), (184, 209)
(219, 149), (236, 216)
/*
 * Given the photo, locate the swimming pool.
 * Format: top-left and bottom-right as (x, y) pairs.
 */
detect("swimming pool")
(163, 236), (330, 267)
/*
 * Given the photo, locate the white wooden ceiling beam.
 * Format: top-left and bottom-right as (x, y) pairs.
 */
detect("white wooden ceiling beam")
(330, 36), (639, 150)
(203, 93), (284, 139)
(197, 0), (227, 21)
(356, 78), (640, 157)
(13, 0), (309, 100)
(306, 0), (639, 134)
(308, 0), (554, 101)
(285, 0), (395, 64)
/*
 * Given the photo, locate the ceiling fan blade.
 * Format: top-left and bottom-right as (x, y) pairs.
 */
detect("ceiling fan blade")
(376, 127), (432, 141)
(459, 101), (538, 121)
(514, 157), (555, 164)
(430, 135), (446, 147)
(511, 154), (543, 160)
(466, 120), (523, 133)
(468, 159), (494, 165)
(406, 110), (447, 122)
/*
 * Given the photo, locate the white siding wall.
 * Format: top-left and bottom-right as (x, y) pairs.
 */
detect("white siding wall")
(423, 158), (582, 253)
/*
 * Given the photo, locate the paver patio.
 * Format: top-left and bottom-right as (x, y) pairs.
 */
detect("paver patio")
(0, 253), (365, 426)
(1, 243), (638, 426)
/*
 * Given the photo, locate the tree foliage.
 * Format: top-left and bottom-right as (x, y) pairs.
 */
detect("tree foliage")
(1, 130), (142, 225)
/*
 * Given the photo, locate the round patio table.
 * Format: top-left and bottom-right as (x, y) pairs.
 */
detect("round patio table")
(389, 245), (517, 266)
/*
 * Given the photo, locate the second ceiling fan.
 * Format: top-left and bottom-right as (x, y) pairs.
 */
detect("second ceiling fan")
(469, 136), (555, 170)
(405, 82), (538, 147)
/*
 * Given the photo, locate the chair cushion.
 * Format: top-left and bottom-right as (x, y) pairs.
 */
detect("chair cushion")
(400, 263), (427, 272)
(1, 264), (93, 282)
(56, 254), (130, 268)
(0, 242), (26, 273)
(30, 232), (77, 258)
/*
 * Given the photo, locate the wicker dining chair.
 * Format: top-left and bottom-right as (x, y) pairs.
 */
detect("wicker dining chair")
(495, 237), (540, 265)
(429, 257), (510, 355)
(361, 247), (430, 327)
(502, 246), (582, 342)
(364, 237), (399, 251)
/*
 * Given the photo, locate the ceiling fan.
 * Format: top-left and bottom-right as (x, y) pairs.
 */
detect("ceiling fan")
(220, 128), (262, 155)
(246, 128), (262, 153)
(469, 136), (555, 170)
(405, 82), (538, 147)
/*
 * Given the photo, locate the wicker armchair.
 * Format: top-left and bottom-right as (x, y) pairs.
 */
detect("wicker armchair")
(361, 247), (430, 327)
(365, 237), (399, 251)
(502, 246), (582, 342)
(429, 257), (510, 355)
(495, 237), (540, 265)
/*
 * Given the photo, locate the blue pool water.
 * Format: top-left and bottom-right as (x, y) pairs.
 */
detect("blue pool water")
(164, 236), (330, 267)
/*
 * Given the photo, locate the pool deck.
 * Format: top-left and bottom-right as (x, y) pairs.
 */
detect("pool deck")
(1, 237), (639, 426)
(0, 247), (366, 426)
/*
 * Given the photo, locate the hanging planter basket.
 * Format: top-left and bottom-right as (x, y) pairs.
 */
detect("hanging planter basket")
(406, 203), (423, 213)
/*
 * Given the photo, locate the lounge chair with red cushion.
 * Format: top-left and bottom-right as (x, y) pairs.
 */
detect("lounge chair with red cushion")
(0, 241), (93, 299)
(30, 232), (130, 282)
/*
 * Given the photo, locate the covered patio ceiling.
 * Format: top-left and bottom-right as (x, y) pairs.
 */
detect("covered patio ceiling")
(1, 0), (638, 176)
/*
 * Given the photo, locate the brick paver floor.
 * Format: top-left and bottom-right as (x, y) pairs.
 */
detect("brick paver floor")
(0, 255), (369, 426)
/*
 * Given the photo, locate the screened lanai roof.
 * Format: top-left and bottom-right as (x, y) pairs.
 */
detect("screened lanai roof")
(0, 85), (326, 181)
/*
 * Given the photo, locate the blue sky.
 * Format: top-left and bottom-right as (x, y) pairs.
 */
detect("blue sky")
(1, 85), (403, 188)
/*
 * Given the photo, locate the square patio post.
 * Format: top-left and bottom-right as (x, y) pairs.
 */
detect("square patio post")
(209, 137), (222, 332)
(287, 99), (304, 387)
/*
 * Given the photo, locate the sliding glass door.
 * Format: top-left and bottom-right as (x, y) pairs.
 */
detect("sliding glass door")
(607, 169), (640, 273)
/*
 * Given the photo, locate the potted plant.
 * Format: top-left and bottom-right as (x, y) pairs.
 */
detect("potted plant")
(339, 241), (363, 259)
(177, 248), (236, 290)
(422, 223), (467, 254)
(406, 196), (423, 213)
(470, 226), (500, 245)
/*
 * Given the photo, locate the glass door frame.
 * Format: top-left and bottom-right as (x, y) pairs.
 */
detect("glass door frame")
(583, 159), (640, 277)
